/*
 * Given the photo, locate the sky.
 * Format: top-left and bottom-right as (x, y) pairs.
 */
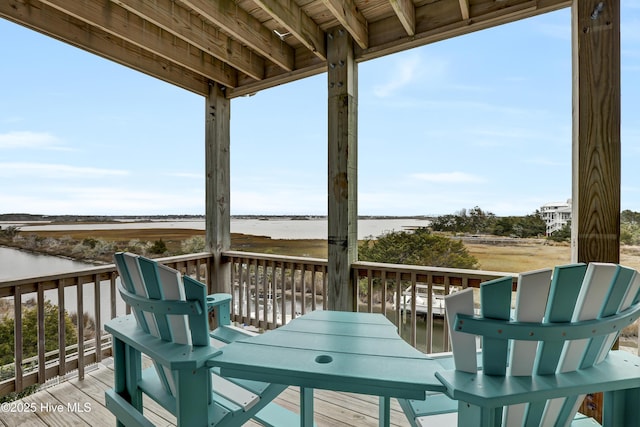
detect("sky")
(1, 4), (640, 217)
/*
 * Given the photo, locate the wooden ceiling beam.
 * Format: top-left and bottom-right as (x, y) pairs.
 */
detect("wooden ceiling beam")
(0, 0), (220, 95)
(112, 0), (265, 81)
(230, 48), (326, 98)
(458, 0), (471, 20)
(179, 0), (295, 71)
(252, 0), (327, 60)
(39, 0), (237, 87)
(389, 0), (416, 36)
(360, 0), (570, 61)
(320, 0), (368, 49)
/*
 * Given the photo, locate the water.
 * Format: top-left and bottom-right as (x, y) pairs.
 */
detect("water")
(0, 246), (93, 281)
(0, 247), (125, 325)
(12, 217), (432, 240)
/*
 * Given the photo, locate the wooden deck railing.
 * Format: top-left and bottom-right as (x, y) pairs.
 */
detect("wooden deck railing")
(0, 253), (211, 397)
(0, 250), (572, 398)
(224, 251), (328, 330)
(352, 261), (516, 353)
(223, 251), (517, 353)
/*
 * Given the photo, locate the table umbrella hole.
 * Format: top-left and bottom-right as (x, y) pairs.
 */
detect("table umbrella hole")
(315, 355), (333, 364)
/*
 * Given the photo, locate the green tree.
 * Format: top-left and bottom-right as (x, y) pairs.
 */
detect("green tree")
(359, 228), (478, 269)
(621, 209), (640, 225)
(621, 210), (640, 245)
(0, 301), (78, 366)
(548, 221), (571, 242)
(149, 239), (167, 255)
(430, 206), (495, 234)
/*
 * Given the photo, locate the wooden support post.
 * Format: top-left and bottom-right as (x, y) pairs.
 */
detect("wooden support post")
(572, 1), (621, 420)
(571, 0), (621, 265)
(327, 27), (358, 312)
(205, 82), (231, 294)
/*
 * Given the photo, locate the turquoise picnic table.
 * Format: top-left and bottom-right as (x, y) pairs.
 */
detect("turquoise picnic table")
(207, 310), (449, 427)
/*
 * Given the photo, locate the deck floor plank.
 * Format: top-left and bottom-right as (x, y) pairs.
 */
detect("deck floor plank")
(0, 361), (413, 427)
(0, 394), (49, 427)
(21, 385), (88, 426)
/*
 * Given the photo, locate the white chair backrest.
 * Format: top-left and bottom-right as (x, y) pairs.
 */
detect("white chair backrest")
(445, 262), (640, 427)
(114, 252), (210, 396)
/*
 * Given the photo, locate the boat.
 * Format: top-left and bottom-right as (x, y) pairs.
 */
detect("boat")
(392, 284), (460, 317)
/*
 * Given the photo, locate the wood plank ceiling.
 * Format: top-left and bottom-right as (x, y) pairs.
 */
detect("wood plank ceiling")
(1, 0), (570, 98)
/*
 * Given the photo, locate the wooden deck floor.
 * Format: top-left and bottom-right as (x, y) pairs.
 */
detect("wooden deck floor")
(0, 359), (412, 427)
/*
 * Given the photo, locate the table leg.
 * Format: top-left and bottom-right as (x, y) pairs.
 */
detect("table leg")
(300, 387), (314, 427)
(379, 396), (391, 427)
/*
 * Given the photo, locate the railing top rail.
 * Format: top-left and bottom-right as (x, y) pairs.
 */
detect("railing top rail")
(155, 252), (213, 264)
(0, 264), (117, 288)
(223, 250), (328, 265)
(352, 260), (517, 279)
(0, 252), (213, 290)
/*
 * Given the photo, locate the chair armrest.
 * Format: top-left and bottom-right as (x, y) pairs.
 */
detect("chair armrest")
(105, 315), (221, 370)
(206, 293), (232, 309)
(435, 351), (640, 408)
(205, 293), (232, 326)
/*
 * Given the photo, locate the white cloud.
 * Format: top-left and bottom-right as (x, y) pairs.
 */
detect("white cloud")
(0, 187), (204, 215)
(410, 172), (486, 184)
(0, 162), (129, 178)
(0, 131), (69, 150)
(373, 54), (447, 98)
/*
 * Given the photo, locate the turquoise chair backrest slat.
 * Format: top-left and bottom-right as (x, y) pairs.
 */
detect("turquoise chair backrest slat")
(480, 276), (512, 376)
(580, 266), (636, 369)
(183, 275), (211, 346)
(137, 257), (176, 342)
(536, 263), (587, 375)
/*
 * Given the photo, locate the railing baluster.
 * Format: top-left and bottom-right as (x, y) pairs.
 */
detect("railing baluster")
(280, 263), (287, 325)
(229, 256), (237, 321)
(394, 271), (401, 331)
(289, 262), (296, 320)
(442, 275), (451, 352)
(410, 272), (417, 348)
(58, 279), (66, 376)
(251, 258), (258, 328)
(94, 274), (102, 363)
(323, 266), (328, 310)
(300, 263), (307, 316)
(77, 280), (84, 380)
(239, 259), (246, 323)
(367, 269), (373, 313)
(269, 261), (277, 328)
(14, 285), (23, 393)
(425, 274), (433, 354)
(259, 258), (267, 329)
(110, 272), (117, 320)
(311, 268), (318, 312)
(37, 283), (45, 384)
(381, 270), (387, 316)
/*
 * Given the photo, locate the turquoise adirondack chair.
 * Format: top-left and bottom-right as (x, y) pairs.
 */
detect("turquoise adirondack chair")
(400, 262), (640, 427)
(104, 252), (300, 427)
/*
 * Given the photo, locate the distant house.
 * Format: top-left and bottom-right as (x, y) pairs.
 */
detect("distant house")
(540, 200), (572, 236)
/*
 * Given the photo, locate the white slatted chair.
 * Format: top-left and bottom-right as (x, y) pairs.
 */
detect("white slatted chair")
(399, 262), (640, 427)
(105, 252), (301, 427)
